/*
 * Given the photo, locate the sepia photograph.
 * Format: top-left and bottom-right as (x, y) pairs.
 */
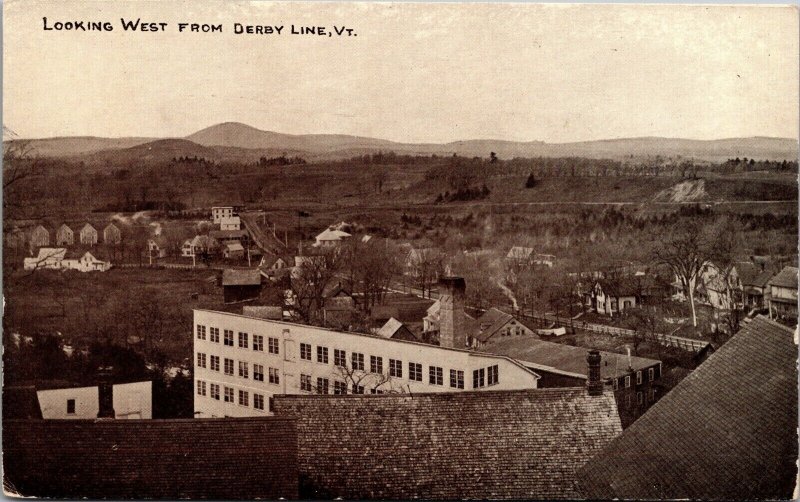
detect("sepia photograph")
(2, 1), (799, 499)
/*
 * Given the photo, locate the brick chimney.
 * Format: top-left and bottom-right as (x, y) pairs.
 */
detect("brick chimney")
(97, 366), (115, 419)
(438, 276), (466, 349)
(586, 350), (603, 396)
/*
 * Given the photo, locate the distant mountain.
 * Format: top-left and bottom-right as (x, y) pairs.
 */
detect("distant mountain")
(13, 122), (799, 163)
(186, 122), (398, 152)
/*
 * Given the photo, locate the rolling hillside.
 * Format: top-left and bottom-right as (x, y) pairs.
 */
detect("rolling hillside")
(11, 122), (798, 163)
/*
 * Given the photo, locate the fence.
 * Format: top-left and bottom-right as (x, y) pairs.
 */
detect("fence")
(521, 313), (710, 353)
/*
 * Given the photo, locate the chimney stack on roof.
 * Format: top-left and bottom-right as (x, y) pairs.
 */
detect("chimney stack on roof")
(586, 350), (603, 396)
(438, 276), (467, 349)
(97, 366), (115, 419)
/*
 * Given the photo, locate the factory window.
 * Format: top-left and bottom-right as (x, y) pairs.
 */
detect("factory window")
(409, 362), (422, 382)
(300, 374), (312, 392)
(238, 390), (249, 407)
(210, 384), (220, 400)
(268, 337), (279, 355)
(389, 359), (403, 378)
(253, 335), (264, 352)
(196, 325), (206, 340)
(238, 332), (248, 349)
(370, 388), (385, 395)
(253, 364), (264, 382)
(352, 352), (365, 371)
(196, 352), (206, 368)
(210, 327), (220, 343)
(253, 393), (264, 410)
(196, 380), (206, 396)
(300, 343), (312, 361)
(269, 367), (280, 385)
(473, 368), (486, 389)
(67, 399), (76, 414)
(238, 361), (249, 379)
(317, 377), (329, 394)
(353, 384), (365, 394)
(333, 381), (347, 395)
(450, 369), (464, 389)
(370, 355), (383, 374)
(487, 365), (499, 386)
(224, 330), (234, 346)
(429, 366), (443, 385)
(317, 346), (329, 364)
(224, 387), (234, 403)
(210, 355), (220, 372)
(224, 358), (234, 375)
(334, 349), (346, 367)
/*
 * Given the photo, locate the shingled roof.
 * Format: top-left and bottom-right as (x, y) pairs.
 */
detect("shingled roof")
(484, 334), (661, 380)
(578, 316), (798, 500)
(273, 389), (622, 500)
(768, 265), (798, 289)
(3, 418), (298, 499)
(221, 268), (262, 286)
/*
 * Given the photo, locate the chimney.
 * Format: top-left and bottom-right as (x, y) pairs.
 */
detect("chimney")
(586, 350), (603, 396)
(97, 366), (115, 419)
(438, 276), (467, 349)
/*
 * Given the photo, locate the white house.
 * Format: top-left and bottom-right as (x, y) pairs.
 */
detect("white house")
(314, 228), (351, 247)
(72, 251), (112, 272)
(24, 247), (67, 270)
(148, 236), (169, 258)
(79, 223), (98, 246)
(212, 206), (236, 225)
(220, 216), (241, 231)
(37, 381), (152, 419)
(182, 235), (219, 257)
(193, 309), (540, 418)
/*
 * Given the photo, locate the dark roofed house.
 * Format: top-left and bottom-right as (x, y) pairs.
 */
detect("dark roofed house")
(483, 335), (662, 427)
(273, 387), (622, 500)
(221, 269), (263, 304)
(578, 316), (798, 500)
(469, 307), (538, 348)
(3, 418), (298, 499)
(767, 266), (798, 323)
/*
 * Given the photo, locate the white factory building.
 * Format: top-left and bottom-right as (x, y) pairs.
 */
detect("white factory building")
(193, 278), (541, 417)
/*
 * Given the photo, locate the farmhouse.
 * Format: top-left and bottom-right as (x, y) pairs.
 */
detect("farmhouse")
(79, 223), (98, 246)
(313, 228), (351, 247)
(737, 261), (774, 309)
(147, 236), (170, 258)
(23, 247), (67, 270)
(29, 224), (50, 248)
(103, 222), (122, 244)
(56, 223), (74, 246)
(182, 235), (219, 257)
(578, 316), (797, 500)
(587, 279), (641, 316)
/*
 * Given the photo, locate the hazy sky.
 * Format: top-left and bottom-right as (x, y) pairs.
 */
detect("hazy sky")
(3, 1), (798, 143)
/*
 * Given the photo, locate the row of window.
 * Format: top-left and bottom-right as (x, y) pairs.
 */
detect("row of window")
(197, 353), (280, 385)
(611, 367), (657, 390)
(299, 374), (386, 395)
(197, 380), (268, 410)
(197, 325), (279, 355)
(472, 365), (499, 389)
(296, 343), (488, 389)
(623, 388), (656, 408)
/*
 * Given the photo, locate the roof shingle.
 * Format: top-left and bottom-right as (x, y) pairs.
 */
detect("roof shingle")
(2, 418), (298, 499)
(578, 316), (798, 500)
(273, 388), (622, 499)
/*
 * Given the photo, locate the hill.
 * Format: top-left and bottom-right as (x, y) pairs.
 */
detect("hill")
(12, 122), (799, 163)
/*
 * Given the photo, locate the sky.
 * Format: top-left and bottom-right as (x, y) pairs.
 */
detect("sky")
(3, 1), (798, 143)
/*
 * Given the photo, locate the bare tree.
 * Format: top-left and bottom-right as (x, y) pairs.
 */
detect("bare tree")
(291, 247), (345, 323)
(652, 221), (717, 327)
(408, 248), (445, 298)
